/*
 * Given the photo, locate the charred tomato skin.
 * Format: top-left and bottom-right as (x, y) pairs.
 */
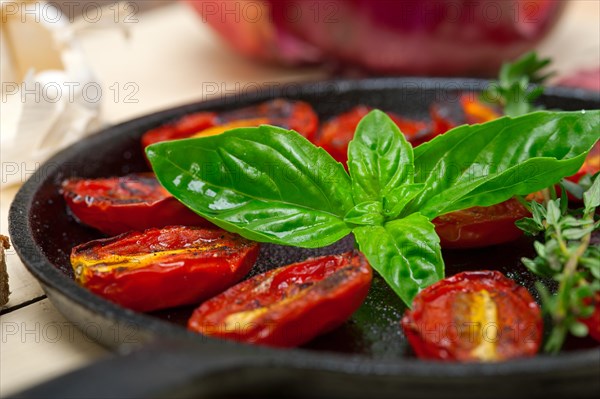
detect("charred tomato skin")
(188, 250), (373, 348)
(219, 98), (319, 141)
(141, 112), (219, 149)
(141, 99), (319, 147)
(401, 270), (542, 362)
(71, 226), (259, 312)
(433, 198), (531, 249)
(62, 173), (212, 235)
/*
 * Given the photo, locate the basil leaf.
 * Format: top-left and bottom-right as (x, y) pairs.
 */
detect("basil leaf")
(347, 110), (414, 204)
(382, 183), (425, 220)
(147, 126), (354, 248)
(344, 201), (384, 227)
(354, 213), (443, 307)
(409, 111), (600, 218)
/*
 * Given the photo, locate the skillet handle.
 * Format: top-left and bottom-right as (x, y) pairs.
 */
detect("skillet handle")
(8, 339), (273, 399)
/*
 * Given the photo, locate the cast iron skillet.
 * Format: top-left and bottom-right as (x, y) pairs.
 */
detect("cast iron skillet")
(8, 78), (600, 398)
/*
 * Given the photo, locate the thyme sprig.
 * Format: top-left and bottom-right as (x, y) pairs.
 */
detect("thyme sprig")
(517, 176), (600, 353)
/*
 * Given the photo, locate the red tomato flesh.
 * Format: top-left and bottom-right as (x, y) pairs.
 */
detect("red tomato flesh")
(62, 173), (212, 235)
(401, 270), (542, 362)
(71, 226), (259, 312)
(188, 251), (373, 347)
(141, 99), (319, 148)
(433, 198), (531, 249)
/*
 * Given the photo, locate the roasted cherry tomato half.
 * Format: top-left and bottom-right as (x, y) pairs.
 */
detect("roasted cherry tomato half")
(459, 95), (501, 125)
(62, 173), (213, 236)
(402, 270), (542, 362)
(140, 112), (219, 149)
(315, 106), (430, 164)
(433, 198), (531, 249)
(71, 226), (260, 312)
(141, 99), (319, 148)
(188, 251), (372, 347)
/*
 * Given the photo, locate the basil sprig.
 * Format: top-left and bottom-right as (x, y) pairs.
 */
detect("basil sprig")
(148, 110), (599, 307)
(482, 51), (552, 117)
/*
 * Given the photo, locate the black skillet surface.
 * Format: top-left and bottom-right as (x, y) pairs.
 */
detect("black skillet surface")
(8, 78), (600, 398)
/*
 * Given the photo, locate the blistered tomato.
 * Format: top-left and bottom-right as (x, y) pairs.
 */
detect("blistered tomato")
(71, 226), (260, 312)
(141, 99), (319, 147)
(433, 198), (531, 249)
(62, 173), (212, 235)
(402, 270), (542, 362)
(188, 251), (372, 347)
